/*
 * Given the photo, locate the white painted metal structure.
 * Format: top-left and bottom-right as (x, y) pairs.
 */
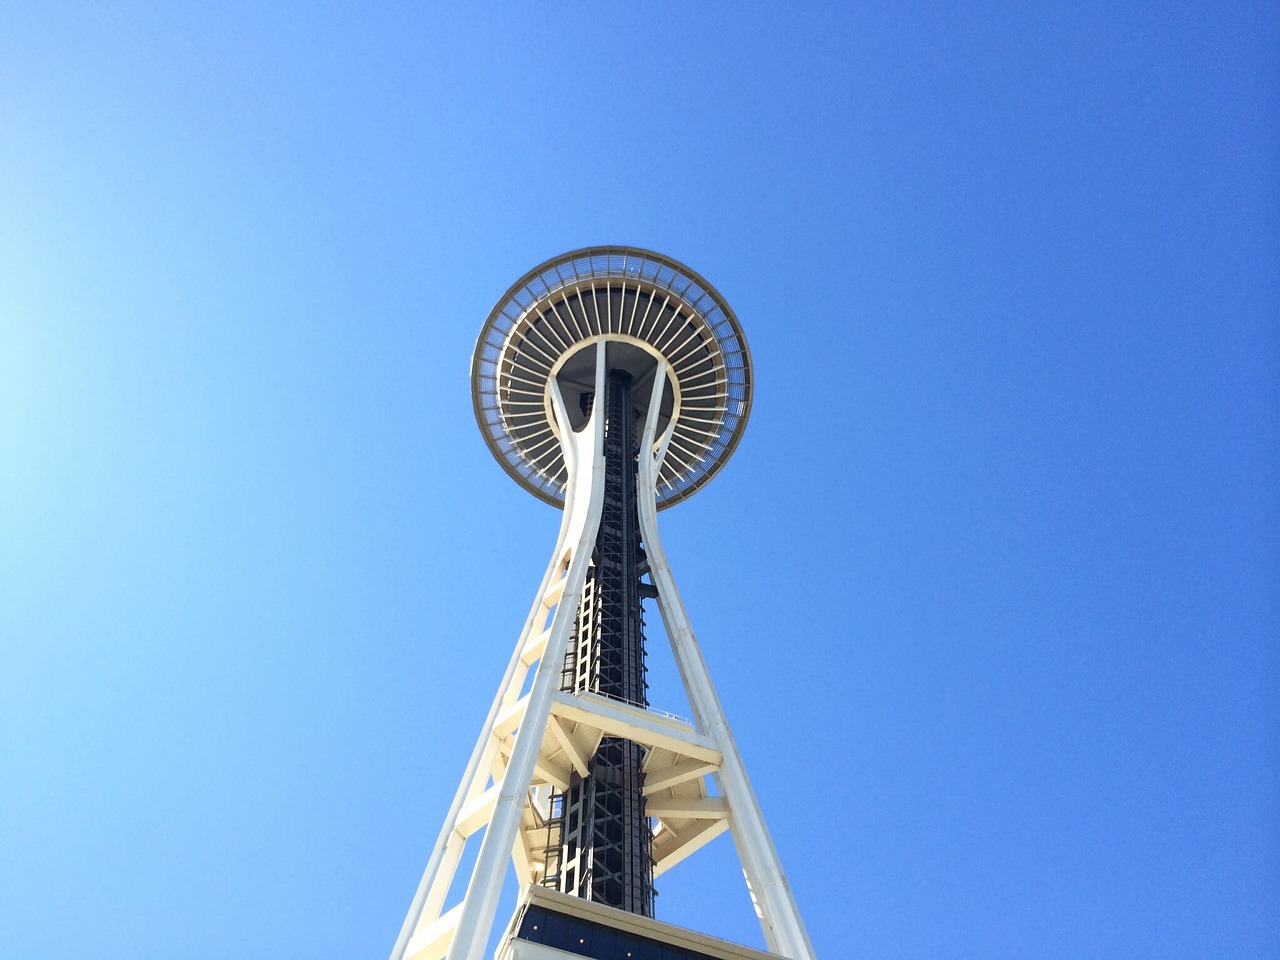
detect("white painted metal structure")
(390, 249), (815, 960)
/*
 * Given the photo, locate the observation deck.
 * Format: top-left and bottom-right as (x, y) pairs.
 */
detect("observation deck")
(471, 247), (752, 509)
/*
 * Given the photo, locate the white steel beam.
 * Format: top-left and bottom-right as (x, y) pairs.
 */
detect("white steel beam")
(403, 904), (461, 960)
(645, 795), (729, 819)
(545, 715), (590, 777)
(548, 691), (720, 765)
(643, 757), (720, 795)
(653, 819), (732, 878)
(442, 343), (609, 960)
(636, 363), (817, 960)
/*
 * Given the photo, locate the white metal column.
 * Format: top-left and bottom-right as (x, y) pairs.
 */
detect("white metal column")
(390, 345), (610, 960)
(635, 365), (818, 960)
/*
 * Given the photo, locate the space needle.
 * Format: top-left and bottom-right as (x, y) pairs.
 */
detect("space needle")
(389, 247), (816, 960)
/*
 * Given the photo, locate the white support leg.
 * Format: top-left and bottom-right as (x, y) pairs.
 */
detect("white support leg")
(636, 364), (818, 960)
(388, 526), (574, 960)
(444, 343), (610, 960)
(391, 344), (610, 960)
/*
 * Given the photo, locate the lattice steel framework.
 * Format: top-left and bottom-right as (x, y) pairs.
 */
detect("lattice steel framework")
(389, 248), (815, 960)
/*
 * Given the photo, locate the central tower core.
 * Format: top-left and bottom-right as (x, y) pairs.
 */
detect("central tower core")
(547, 367), (654, 914)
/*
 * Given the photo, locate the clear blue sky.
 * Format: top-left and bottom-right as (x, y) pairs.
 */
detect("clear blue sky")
(1, 3), (1275, 958)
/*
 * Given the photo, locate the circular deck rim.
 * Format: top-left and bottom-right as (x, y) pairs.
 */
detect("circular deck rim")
(470, 246), (753, 510)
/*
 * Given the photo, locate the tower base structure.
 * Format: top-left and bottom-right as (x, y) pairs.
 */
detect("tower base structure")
(497, 885), (781, 960)
(390, 249), (816, 960)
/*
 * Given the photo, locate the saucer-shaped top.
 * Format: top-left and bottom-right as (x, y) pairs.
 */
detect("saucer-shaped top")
(471, 247), (752, 509)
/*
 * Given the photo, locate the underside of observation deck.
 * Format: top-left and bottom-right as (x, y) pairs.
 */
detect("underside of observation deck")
(471, 247), (752, 510)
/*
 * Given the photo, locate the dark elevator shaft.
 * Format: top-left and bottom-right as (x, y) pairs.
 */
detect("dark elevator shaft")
(545, 369), (654, 915)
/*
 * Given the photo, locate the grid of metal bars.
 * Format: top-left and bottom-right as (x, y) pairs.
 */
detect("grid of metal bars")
(471, 247), (751, 510)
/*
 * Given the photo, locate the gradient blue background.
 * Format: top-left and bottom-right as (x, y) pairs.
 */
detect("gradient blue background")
(1, 3), (1276, 958)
